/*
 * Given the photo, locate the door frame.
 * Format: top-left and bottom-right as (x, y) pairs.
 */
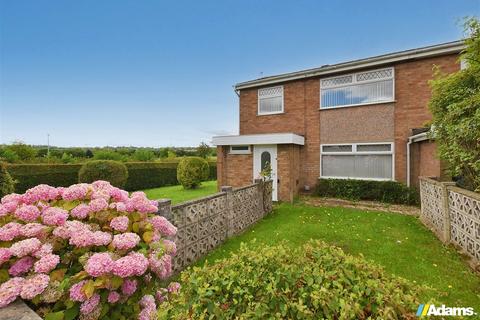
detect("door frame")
(253, 144), (278, 201)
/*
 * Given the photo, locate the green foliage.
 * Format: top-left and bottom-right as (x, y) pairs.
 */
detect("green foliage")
(133, 149), (155, 161)
(163, 241), (423, 319)
(78, 160), (128, 188)
(0, 149), (20, 163)
(124, 162), (178, 191)
(315, 179), (419, 205)
(7, 164), (82, 193)
(428, 17), (480, 191)
(5, 142), (37, 161)
(93, 150), (125, 161)
(85, 149), (94, 158)
(196, 142), (211, 158)
(61, 152), (75, 163)
(0, 162), (15, 197)
(176, 157), (209, 189)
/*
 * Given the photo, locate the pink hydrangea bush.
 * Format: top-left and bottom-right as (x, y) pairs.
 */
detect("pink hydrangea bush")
(0, 181), (179, 319)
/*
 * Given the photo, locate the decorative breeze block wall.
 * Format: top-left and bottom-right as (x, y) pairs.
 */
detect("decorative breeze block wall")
(419, 177), (480, 265)
(158, 180), (273, 272)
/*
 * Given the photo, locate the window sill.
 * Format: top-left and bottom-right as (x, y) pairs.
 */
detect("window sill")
(319, 100), (396, 111)
(319, 176), (394, 181)
(257, 112), (285, 116)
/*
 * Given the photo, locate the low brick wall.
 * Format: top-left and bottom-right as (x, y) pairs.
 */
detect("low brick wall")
(419, 177), (480, 265)
(157, 180), (273, 271)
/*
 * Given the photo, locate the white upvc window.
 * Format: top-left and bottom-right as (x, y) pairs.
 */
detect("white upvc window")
(230, 145), (251, 154)
(258, 86), (284, 115)
(320, 67), (394, 109)
(320, 142), (394, 181)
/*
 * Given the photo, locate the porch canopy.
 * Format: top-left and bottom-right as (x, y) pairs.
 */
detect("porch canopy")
(212, 133), (305, 146)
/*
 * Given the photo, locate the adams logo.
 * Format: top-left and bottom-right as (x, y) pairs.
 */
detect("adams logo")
(416, 304), (476, 317)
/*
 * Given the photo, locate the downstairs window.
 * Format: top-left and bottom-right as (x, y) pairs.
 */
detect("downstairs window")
(320, 143), (394, 180)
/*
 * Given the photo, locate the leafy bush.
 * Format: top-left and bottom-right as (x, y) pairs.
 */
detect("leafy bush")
(176, 157), (209, 189)
(429, 18), (480, 191)
(315, 179), (419, 205)
(0, 162), (15, 197)
(196, 142), (211, 159)
(162, 241), (422, 319)
(93, 151), (125, 162)
(79, 161), (128, 188)
(61, 153), (75, 164)
(124, 162), (178, 191)
(0, 181), (179, 319)
(5, 142), (37, 161)
(133, 149), (155, 162)
(0, 149), (19, 163)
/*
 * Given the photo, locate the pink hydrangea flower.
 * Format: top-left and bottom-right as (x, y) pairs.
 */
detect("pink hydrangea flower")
(69, 280), (88, 302)
(149, 216), (177, 237)
(121, 279), (137, 296)
(115, 202), (127, 212)
(71, 204), (91, 219)
(0, 277), (24, 308)
(148, 253), (172, 279)
(10, 238), (42, 257)
(80, 293), (100, 315)
(112, 252), (148, 278)
(85, 253), (113, 277)
(62, 184), (89, 201)
(42, 207), (68, 226)
(21, 223), (46, 238)
(0, 248), (12, 266)
(112, 232), (140, 250)
(23, 184), (60, 204)
(14, 204), (41, 222)
(110, 216), (129, 232)
(33, 243), (53, 259)
(138, 294), (156, 320)
(20, 274), (50, 300)
(34, 254), (60, 274)
(110, 188), (129, 202)
(107, 291), (120, 303)
(162, 240), (177, 256)
(128, 192), (158, 214)
(0, 222), (22, 241)
(89, 198), (108, 212)
(0, 204), (8, 217)
(92, 231), (112, 246)
(9, 256), (35, 276)
(1, 193), (23, 206)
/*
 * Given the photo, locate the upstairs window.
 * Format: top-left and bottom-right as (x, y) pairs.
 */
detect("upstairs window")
(258, 86), (284, 115)
(320, 67), (394, 109)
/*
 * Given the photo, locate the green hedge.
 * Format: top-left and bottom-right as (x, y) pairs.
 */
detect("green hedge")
(315, 178), (420, 206)
(7, 161), (217, 193)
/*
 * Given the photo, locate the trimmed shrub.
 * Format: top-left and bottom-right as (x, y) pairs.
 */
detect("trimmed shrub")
(79, 160), (128, 188)
(0, 162), (15, 197)
(7, 164), (82, 193)
(177, 157), (209, 189)
(0, 181), (179, 319)
(124, 162), (178, 191)
(315, 178), (420, 205)
(161, 241), (423, 319)
(7, 161), (217, 193)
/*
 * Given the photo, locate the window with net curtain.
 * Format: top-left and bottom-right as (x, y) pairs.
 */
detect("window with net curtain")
(320, 68), (394, 109)
(321, 143), (393, 180)
(258, 86), (283, 114)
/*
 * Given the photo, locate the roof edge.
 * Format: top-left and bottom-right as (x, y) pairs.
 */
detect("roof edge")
(235, 40), (465, 90)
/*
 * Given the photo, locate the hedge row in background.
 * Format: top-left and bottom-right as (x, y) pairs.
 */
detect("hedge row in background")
(7, 161), (217, 193)
(315, 178), (420, 206)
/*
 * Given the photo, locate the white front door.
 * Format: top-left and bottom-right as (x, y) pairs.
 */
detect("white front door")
(253, 145), (278, 201)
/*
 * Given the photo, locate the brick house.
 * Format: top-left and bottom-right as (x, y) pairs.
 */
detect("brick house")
(212, 40), (464, 202)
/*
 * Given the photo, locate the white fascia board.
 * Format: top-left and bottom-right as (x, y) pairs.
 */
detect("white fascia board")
(235, 40), (465, 90)
(211, 133), (305, 146)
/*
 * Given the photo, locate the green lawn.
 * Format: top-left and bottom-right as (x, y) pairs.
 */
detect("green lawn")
(195, 202), (480, 309)
(143, 180), (218, 204)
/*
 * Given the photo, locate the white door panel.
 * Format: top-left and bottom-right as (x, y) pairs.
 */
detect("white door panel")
(253, 145), (278, 201)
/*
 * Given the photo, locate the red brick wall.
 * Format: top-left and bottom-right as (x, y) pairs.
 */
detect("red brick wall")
(394, 54), (459, 182)
(410, 140), (442, 189)
(216, 146), (253, 190)
(277, 144), (301, 202)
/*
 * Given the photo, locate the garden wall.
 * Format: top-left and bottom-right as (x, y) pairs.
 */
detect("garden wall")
(7, 161), (217, 193)
(157, 180), (273, 271)
(419, 177), (480, 266)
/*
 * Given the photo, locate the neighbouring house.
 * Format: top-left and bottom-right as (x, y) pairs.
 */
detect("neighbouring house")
(212, 40), (464, 202)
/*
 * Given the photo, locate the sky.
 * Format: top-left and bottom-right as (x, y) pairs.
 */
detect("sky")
(0, 0), (479, 147)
